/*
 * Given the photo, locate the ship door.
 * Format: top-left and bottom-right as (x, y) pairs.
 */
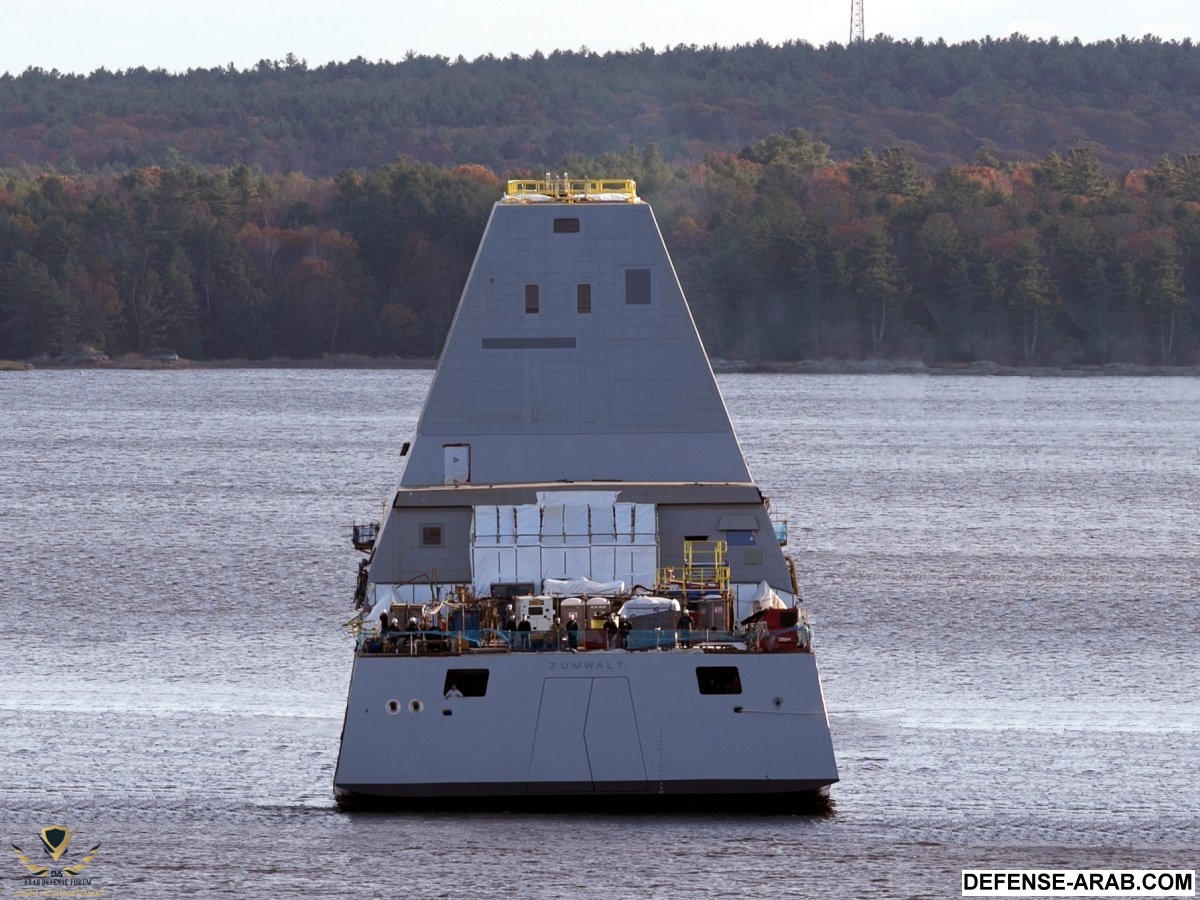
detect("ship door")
(443, 444), (470, 485)
(527, 679), (593, 792)
(585, 678), (648, 792)
(526, 678), (648, 794)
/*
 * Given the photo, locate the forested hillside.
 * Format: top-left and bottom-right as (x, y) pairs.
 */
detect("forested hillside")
(2, 37), (1200, 366)
(3, 37), (1200, 174)
(4, 138), (1198, 366)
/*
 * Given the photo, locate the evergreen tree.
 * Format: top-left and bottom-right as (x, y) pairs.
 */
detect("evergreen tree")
(1005, 238), (1060, 365)
(1140, 237), (1187, 364)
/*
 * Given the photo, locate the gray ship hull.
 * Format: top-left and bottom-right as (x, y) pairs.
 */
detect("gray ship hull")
(334, 648), (837, 809)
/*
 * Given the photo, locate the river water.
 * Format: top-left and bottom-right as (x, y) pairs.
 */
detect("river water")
(1, 370), (1196, 898)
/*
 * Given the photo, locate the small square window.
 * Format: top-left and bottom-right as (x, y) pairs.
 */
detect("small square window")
(525, 284), (539, 314)
(554, 218), (580, 233)
(421, 525), (443, 547)
(577, 284), (591, 314)
(625, 268), (651, 305)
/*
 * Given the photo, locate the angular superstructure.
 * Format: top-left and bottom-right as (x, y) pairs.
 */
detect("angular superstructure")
(400, 183), (747, 487)
(334, 179), (838, 809)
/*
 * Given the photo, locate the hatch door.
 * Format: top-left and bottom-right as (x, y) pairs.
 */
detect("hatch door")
(443, 444), (469, 484)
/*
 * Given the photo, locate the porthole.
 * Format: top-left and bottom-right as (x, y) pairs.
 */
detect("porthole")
(386, 699), (400, 715)
(408, 698), (424, 714)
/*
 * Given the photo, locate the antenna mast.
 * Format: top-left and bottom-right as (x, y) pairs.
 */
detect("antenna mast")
(850, 0), (865, 43)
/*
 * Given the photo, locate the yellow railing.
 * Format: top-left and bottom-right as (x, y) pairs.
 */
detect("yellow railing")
(504, 177), (638, 203)
(656, 540), (730, 596)
(684, 540), (730, 595)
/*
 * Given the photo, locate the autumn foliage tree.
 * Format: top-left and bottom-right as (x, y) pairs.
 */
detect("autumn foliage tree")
(2, 136), (1199, 365)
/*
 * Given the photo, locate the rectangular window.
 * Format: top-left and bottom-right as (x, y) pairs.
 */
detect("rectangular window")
(421, 524), (443, 547)
(482, 337), (576, 349)
(525, 284), (539, 313)
(774, 609), (800, 628)
(725, 530), (757, 546)
(553, 217), (580, 233)
(444, 669), (489, 697)
(577, 283), (591, 314)
(696, 666), (742, 695)
(625, 268), (651, 305)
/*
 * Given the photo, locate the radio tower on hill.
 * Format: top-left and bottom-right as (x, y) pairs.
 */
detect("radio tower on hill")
(850, 0), (865, 43)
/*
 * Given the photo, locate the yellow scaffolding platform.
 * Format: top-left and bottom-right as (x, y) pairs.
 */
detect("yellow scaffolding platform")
(656, 540), (730, 596)
(504, 177), (638, 203)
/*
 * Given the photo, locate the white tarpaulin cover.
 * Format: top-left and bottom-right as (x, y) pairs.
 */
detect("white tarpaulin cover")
(470, 492), (656, 595)
(541, 504), (565, 545)
(617, 596), (680, 618)
(516, 506), (540, 545)
(474, 505), (497, 541)
(748, 580), (787, 612)
(544, 577), (627, 597)
(363, 581), (440, 614)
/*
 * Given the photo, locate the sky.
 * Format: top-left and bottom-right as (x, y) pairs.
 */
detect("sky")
(4, 0), (1199, 76)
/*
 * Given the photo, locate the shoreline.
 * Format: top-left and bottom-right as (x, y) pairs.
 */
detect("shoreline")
(715, 358), (1200, 377)
(3, 355), (1198, 377)
(0, 354), (439, 372)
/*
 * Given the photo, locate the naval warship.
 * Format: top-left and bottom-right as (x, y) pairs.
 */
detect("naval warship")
(333, 177), (838, 809)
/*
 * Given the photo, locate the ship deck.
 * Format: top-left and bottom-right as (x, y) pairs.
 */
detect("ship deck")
(355, 624), (808, 657)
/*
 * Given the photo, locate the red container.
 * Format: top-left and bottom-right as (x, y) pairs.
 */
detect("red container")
(759, 607), (801, 653)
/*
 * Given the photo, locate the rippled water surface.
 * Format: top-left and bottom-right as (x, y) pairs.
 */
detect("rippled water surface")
(1, 371), (1197, 898)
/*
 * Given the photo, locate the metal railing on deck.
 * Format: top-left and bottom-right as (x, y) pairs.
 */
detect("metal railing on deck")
(355, 624), (810, 655)
(504, 177), (638, 203)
